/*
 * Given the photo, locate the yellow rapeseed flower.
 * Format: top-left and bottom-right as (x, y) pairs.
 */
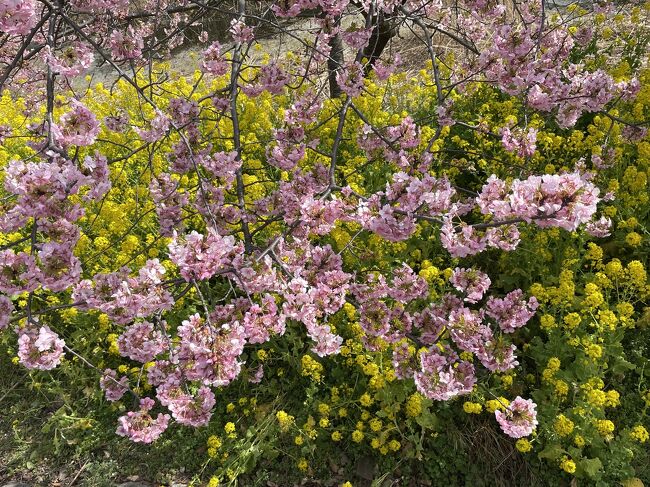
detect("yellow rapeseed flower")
(560, 456), (576, 474)
(554, 415), (575, 437)
(630, 425), (649, 443)
(463, 402), (483, 414)
(515, 438), (532, 453)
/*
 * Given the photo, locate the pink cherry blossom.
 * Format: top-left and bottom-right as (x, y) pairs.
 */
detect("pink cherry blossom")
(36, 241), (82, 292)
(414, 348), (476, 401)
(52, 102), (100, 147)
(336, 62), (365, 97)
(149, 173), (188, 236)
(500, 126), (538, 157)
(585, 216), (612, 238)
(100, 368), (129, 402)
(450, 267), (491, 304)
(495, 396), (538, 438)
(157, 380), (216, 427)
(116, 397), (170, 443)
(229, 18), (254, 43)
(341, 26), (372, 49)
(3, 156), (86, 222)
(176, 313), (246, 386)
(168, 228), (238, 281)
(46, 42), (94, 78)
(17, 325), (65, 370)
(110, 26), (144, 61)
(201, 41), (229, 75)
(0, 250), (39, 295)
(81, 152), (111, 201)
(243, 294), (286, 344)
(475, 339), (519, 372)
(249, 364), (264, 384)
(135, 110), (170, 143)
(440, 217), (487, 257)
(0, 0), (36, 35)
(485, 289), (538, 333)
(0, 295), (13, 330)
(117, 321), (168, 363)
(72, 260), (173, 324)
(448, 306), (491, 353)
(200, 151), (241, 183)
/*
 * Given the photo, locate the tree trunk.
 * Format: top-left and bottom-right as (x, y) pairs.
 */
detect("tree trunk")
(363, 12), (398, 75)
(328, 18), (344, 98)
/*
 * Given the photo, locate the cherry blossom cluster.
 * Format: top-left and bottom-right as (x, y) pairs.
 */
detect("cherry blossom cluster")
(0, 144), (110, 363)
(116, 397), (170, 444)
(149, 173), (189, 237)
(0, 0), (36, 35)
(464, 0), (639, 128)
(360, 171), (455, 242)
(52, 101), (101, 147)
(0, 0), (640, 447)
(477, 172), (600, 231)
(72, 259), (173, 324)
(279, 243), (352, 356)
(17, 324), (65, 370)
(46, 42), (94, 78)
(380, 268), (538, 391)
(355, 168), (602, 257)
(414, 348), (477, 401)
(495, 396), (539, 438)
(117, 321), (168, 363)
(168, 228), (239, 281)
(500, 126), (537, 158)
(157, 381), (216, 427)
(100, 368), (129, 402)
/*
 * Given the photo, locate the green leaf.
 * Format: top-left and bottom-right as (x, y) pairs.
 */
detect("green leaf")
(538, 443), (564, 461)
(578, 457), (603, 479)
(567, 446), (583, 459)
(610, 357), (636, 375)
(415, 409), (439, 430)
